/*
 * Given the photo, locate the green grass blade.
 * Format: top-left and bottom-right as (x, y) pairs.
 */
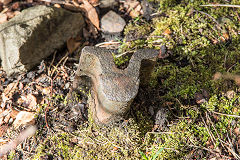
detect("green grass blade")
(151, 147), (164, 160)
(139, 151), (149, 160)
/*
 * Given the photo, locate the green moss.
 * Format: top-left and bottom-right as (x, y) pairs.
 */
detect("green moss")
(33, 118), (146, 159)
(112, 53), (130, 67)
(124, 22), (152, 40)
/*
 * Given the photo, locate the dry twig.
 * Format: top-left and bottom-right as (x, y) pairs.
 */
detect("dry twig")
(211, 111), (240, 119)
(201, 4), (240, 8)
(0, 126), (37, 158)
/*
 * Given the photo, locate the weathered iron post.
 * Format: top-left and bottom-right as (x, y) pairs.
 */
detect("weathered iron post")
(73, 46), (159, 124)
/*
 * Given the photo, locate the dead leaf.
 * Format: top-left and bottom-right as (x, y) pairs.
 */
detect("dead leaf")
(212, 114), (219, 121)
(0, 0), (12, 5)
(211, 38), (219, 44)
(3, 114), (10, 124)
(233, 107), (239, 114)
(81, 0), (100, 29)
(234, 127), (240, 135)
(27, 94), (37, 110)
(11, 2), (20, 10)
(67, 37), (81, 54)
(1, 82), (18, 103)
(88, 0), (99, 5)
(111, 146), (119, 152)
(42, 87), (51, 95)
(54, 3), (61, 8)
(0, 13), (7, 24)
(10, 109), (19, 119)
(21, 94), (37, 110)
(18, 82), (24, 90)
(72, 0), (80, 7)
(234, 76), (240, 85)
(213, 72), (222, 80)
(124, 0), (139, 11)
(40, 98), (48, 105)
(3, 82), (17, 95)
(163, 28), (172, 36)
(64, 3), (82, 12)
(220, 33), (229, 42)
(13, 111), (35, 129)
(129, 3), (141, 18)
(0, 117), (4, 126)
(5, 11), (15, 19)
(0, 125), (8, 137)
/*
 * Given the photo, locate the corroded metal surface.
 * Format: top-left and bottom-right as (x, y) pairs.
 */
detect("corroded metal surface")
(73, 46), (159, 124)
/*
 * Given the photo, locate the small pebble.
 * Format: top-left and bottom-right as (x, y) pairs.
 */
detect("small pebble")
(101, 10), (126, 34)
(225, 90), (236, 99)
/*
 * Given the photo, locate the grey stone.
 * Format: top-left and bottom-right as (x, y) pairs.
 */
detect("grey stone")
(0, 5), (85, 75)
(72, 46), (159, 124)
(99, 0), (118, 8)
(100, 10), (126, 34)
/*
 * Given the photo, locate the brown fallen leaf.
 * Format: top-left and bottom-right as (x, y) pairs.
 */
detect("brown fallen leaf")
(213, 72), (222, 80)
(0, 0), (12, 5)
(0, 13), (7, 24)
(0, 117), (4, 126)
(234, 127), (240, 135)
(3, 82), (15, 95)
(5, 11), (15, 19)
(78, 0), (99, 6)
(220, 32), (229, 42)
(54, 3), (61, 8)
(111, 146), (119, 152)
(81, 0), (100, 30)
(18, 94), (38, 111)
(10, 109), (19, 119)
(3, 114), (10, 124)
(18, 82), (24, 90)
(233, 107), (239, 114)
(163, 28), (172, 36)
(11, 2), (20, 10)
(0, 125), (8, 137)
(25, 94), (37, 110)
(64, 3), (82, 12)
(129, 3), (141, 18)
(1, 82), (17, 103)
(13, 111), (35, 129)
(88, 0), (99, 5)
(67, 37), (81, 54)
(42, 87), (51, 95)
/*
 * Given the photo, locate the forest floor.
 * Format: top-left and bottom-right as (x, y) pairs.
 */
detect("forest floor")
(1, 0), (240, 159)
